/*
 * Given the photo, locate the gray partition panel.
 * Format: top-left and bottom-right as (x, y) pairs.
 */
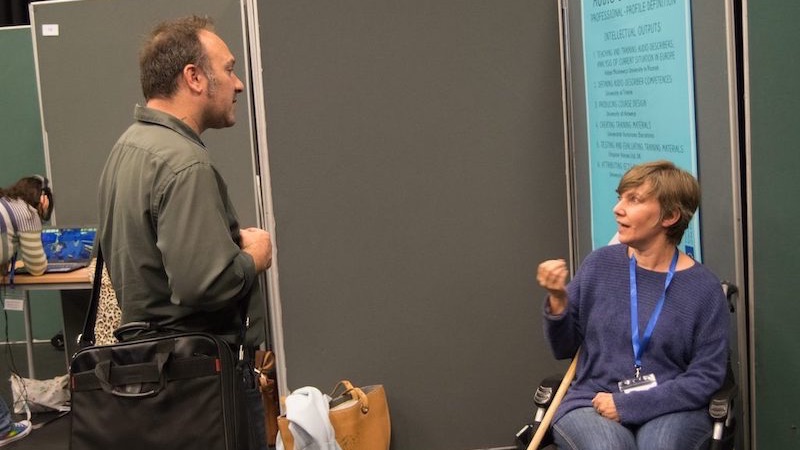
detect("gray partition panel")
(31, 0), (258, 229)
(260, 1), (568, 448)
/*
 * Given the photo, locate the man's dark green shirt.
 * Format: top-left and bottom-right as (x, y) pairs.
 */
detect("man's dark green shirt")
(98, 105), (263, 345)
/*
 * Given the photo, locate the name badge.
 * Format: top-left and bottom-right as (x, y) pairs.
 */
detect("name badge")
(617, 373), (658, 394)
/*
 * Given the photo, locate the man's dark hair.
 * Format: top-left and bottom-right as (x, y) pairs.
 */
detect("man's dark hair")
(139, 15), (215, 100)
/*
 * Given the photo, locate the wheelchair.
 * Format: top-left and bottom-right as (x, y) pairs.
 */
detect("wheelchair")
(516, 282), (739, 450)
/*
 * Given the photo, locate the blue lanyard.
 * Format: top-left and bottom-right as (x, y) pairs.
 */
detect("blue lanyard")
(8, 252), (16, 287)
(629, 248), (678, 376)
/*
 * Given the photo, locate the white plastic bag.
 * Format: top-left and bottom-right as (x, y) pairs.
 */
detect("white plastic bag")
(10, 373), (70, 413)
(277, 386), (341, 450)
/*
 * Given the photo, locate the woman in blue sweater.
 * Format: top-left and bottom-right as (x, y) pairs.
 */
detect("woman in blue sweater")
(537, 160), (728, 450)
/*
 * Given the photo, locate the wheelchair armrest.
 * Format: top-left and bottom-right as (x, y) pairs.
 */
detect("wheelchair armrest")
(515, 374), (565, 450)
(534, 374), (565, 409)
(709, 375), (737, 420)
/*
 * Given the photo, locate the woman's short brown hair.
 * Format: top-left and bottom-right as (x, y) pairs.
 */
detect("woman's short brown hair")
(617, 160), (700, 244)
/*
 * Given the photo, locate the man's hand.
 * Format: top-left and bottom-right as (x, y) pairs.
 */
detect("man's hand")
(240, 227), (272, 273)
(537, 259), (569, 315)
(592, 392), (620, 422)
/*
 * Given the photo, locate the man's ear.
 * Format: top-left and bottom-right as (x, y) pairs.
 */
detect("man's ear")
(182, 64), (205, 94)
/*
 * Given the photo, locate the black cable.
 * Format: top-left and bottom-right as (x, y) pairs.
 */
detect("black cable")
(2, 283), (31, 416)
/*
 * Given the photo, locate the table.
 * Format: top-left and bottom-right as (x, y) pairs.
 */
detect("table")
(1, 265), (92, 378)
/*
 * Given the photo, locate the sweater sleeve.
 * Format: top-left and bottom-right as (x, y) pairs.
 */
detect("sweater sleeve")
(17, 230), (48, 276)
(613, 280), (729, 425)
(543, 260), (586, 360)
(12, 203), (47, 276)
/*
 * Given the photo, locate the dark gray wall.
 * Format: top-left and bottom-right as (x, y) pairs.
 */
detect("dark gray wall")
(689, 4), (750, 443)
(30, 0), (259, 229)
(259, 1), (568, 449)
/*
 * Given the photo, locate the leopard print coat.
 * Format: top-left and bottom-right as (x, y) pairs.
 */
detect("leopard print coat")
(88, 260), (121, 345)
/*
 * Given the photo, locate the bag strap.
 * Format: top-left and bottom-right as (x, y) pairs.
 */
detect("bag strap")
(255, 350), (275, 373)
(329, 379), (369, 413)
(329, 379), (354, 397)
(77, 245), (105, 348)
(79, 241), (252, 350)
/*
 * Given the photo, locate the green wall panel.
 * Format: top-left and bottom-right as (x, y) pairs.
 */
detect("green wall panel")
(0, 26), (63, 342)
(0, 26), (45, 185)
(748, 2), (800, 448)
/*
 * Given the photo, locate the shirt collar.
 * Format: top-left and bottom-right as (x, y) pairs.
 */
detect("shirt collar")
(133, 104), (206, 149)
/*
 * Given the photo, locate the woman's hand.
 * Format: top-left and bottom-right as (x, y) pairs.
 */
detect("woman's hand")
(592, 392), (620, 422)
(537, 259), (569, 315)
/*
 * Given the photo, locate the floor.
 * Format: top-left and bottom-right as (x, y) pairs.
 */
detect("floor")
(2, 341), (70, 450)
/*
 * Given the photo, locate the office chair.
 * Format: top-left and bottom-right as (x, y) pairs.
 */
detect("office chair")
(516, 282), (739, 450)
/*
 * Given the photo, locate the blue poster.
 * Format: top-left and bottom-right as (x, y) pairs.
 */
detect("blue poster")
(582, 0), (701, 260)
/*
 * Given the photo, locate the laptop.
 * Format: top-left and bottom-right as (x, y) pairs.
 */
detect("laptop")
(16, 227), (97, 274)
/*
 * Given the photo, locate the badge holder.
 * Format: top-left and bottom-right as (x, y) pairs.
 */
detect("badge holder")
(618, 367), (658, 394)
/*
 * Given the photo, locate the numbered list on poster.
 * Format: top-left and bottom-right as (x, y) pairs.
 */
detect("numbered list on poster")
(583, 0), (700, 255)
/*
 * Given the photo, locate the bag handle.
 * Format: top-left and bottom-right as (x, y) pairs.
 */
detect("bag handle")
(254, 350), (275, 390)
(112, 321), (177, 342)
(329, 379), (369, 414)
(255, 350), (275, 373)
(93, 352), (171, 398)
(92, 341), (173, 398)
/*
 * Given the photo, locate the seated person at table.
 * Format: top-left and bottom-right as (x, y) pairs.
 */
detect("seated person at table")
(1, 175), (53, 276)
(536, 160), (728, 450)
(0, 174), (54, 447)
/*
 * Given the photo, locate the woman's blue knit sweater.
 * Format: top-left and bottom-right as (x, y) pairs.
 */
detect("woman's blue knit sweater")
(544, 244), (729, 426)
